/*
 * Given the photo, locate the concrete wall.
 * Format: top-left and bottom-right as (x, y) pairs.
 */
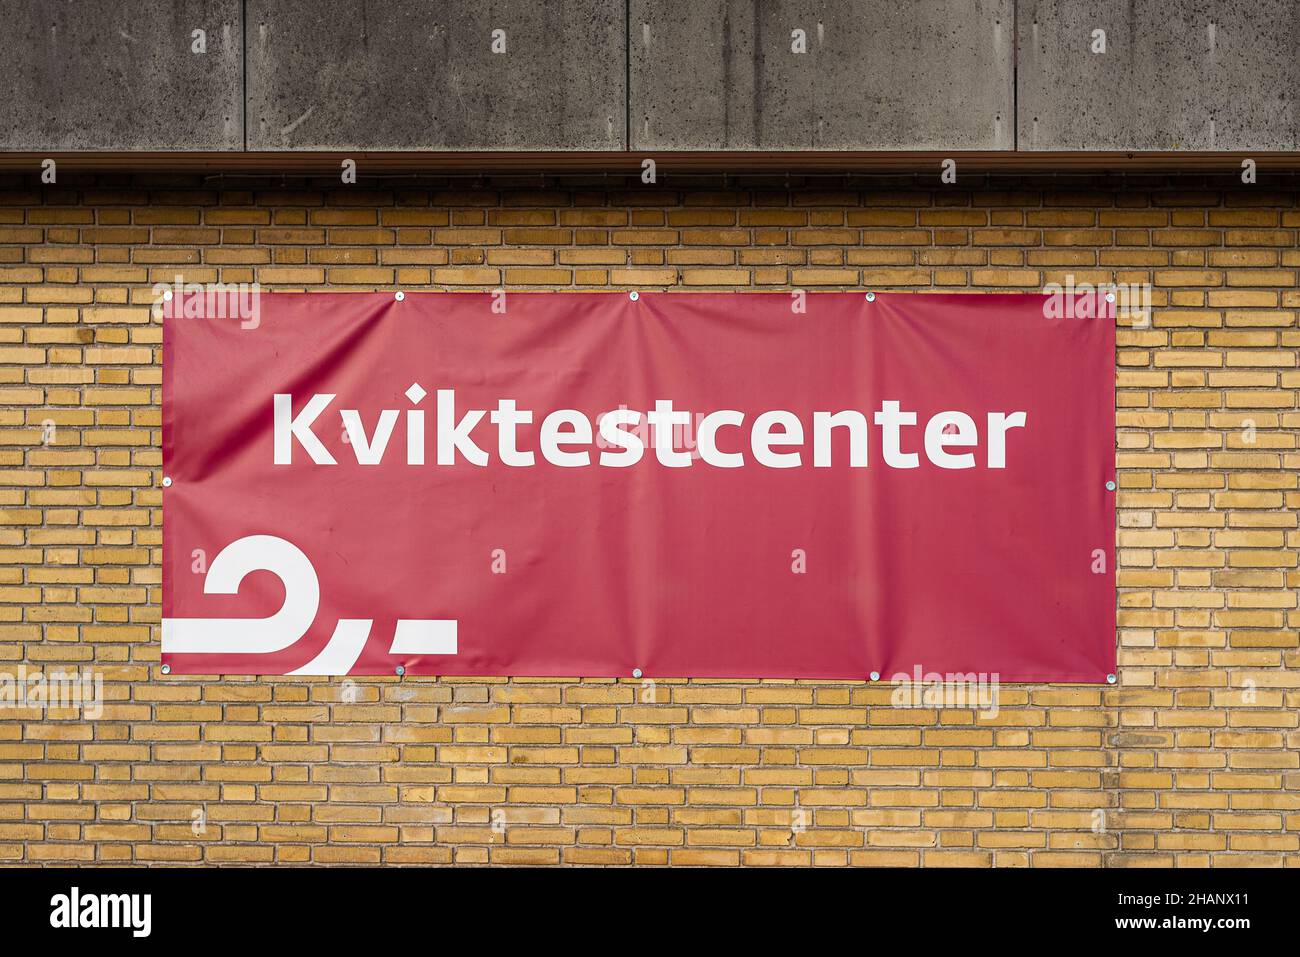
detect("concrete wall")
(246, 0), (626, 150)
(0, 0), (1298, 154)
(0, 0), (243, 151)
(629, 0), (1013, 150)
(1018, 0), (1299, 151)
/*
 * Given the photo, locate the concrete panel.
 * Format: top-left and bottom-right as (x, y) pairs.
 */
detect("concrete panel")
(0, 0), (243, 151)
(1019, 0), (1298, 151)
(247, 0), (625, 150)
(629, 0), (1014, 151)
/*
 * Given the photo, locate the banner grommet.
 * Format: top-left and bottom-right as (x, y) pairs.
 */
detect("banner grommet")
(629, 291), (640, 302)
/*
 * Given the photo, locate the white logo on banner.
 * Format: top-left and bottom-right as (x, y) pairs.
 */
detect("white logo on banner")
(161, 535), (456, 674)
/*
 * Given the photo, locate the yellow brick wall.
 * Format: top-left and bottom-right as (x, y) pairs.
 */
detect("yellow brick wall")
(0, 174), (1296, 866)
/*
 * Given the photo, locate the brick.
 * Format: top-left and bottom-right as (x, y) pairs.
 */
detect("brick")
(0, 175), (1292, 867)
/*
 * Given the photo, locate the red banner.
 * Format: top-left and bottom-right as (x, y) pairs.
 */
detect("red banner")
(162, 291), (1115, 680)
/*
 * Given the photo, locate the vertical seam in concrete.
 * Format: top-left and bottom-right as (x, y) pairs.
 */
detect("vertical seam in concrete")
(241, 0), (249, 151)
(624, 0), (631, 151)
(1011, 0), (1018, 151)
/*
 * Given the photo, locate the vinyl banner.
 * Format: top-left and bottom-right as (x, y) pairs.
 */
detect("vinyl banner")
(162, 291), (1115, 680)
